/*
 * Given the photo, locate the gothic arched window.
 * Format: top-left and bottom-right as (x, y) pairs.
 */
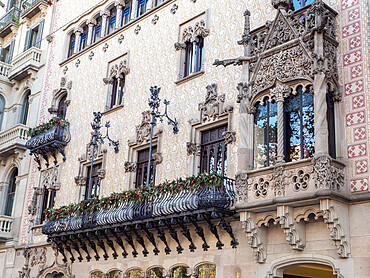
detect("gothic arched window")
(121, 1), (132, 25)
(254, 98), (277, 169)
(147, 267), (164, 278)
(0, 95), (5, 131)
(106, 7), (117, 35)
(284, 85), (315, 162)
(79, 24), (88, 51)
(57, 94), (68, 119)
(93, 17), (102, 43)
(4, 168), (18, 216)
(20, 91), (30, 125)
(184, 36), (204, 77)
(127, 269), (142, 278)
(67, 33), (75, 58)
(107, 270), (121, 278)
(136, 0), (148, 17)
(197, 264), (216, 278)
(171, 266), (189, 278)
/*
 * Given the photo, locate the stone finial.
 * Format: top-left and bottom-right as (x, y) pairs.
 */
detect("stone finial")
(271, 0), (290, 9)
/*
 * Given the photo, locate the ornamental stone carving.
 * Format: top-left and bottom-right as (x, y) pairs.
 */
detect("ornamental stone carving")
(134, 25), (141, 35)
(136, 111), (151, 144)
(28, 187), (43, 215)
(313, 155), (344, 191)
(152, 153), (163, 165)
(181, 19), (209, 43)
(42, 167), (60, 190)
(170, 4), (178, 14)
(198, 84), (226, 122)
(292, 169), (311, 191)
(223, 131), (236, 144)
(74, 176), (87, 186)
(108, 59), (130, 80)
(273, 164), (287, 196)
(235, 172), (248, 202)
(118, 34), (124, 43)
(186, 142), (198, 156)
(124, 162), (136, 172)
(152, 15), (159, 25)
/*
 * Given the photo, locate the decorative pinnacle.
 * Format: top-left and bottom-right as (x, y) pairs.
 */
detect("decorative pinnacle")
(271, 0), (290, 9)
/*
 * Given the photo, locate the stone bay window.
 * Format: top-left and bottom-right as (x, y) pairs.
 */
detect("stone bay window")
(215, 0), (349, 263)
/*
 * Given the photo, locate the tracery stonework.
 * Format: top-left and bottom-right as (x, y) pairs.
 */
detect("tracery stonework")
(198, 83), (226, 122)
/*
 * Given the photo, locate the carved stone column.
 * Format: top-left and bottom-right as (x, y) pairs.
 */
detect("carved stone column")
(100, 10), (110, 37)
(115, 4), (124, 29)
(238, 99), (254, 171)
(74, 28), (83, 53)
(87, 20), (95, 45)
(130, 0), (138, 21)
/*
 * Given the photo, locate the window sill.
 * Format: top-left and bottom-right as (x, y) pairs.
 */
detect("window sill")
(60, 0), (176, 67)
(175, 70), (205, 85)
(103, 104), (124, 115)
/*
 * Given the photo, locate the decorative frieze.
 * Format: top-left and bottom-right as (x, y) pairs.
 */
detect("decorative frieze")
(198, 84), (226, 123)
(124, 161), (136, 172)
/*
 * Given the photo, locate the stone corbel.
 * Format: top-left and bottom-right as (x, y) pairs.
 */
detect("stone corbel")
(277, 206), (305, 251)
(97, 169), (106, 179)
(320, 199), (350, 258)
(241, 211), (267, 263)
(152, 153), (163, 165)
(124, 161), (136, 172)
(174, 42), (186, 50)
(39, 5), (48, 17)
(222, 131), (236, 144)
(74, 176), (87, 187)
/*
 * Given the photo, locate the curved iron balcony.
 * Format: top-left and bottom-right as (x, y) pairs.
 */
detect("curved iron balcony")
(26, 124), (71, 169)
(43, 178), (236, 236)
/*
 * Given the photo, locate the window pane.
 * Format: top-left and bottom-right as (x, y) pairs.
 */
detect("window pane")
(5, 169), (18, 216)
(172, 266), (189, 278)
(108, 271), (121, 278)
(254, 102), (268, 168)
(198, 264), (216, 278)
(269, 101), (278, 166)
(90, 272), (103, 278)
(302, 88), (314, 158)
(128, 269), (141, 278)
(327, 92), (336, 158)
(148, 268), (164, 278)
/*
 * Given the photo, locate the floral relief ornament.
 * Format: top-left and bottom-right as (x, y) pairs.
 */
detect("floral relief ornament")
(170, 4), (178, 14)
(88, 51), (94, 60)
(152, 14), (159, 25)
(134, 25), (141, 35)
(118, 34), (124, 43)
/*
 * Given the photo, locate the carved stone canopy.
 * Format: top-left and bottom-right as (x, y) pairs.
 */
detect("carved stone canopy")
(181, 19), (209, 43)
(110, 59), (130, 79)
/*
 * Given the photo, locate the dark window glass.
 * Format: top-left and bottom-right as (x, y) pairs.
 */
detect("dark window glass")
(20, 91), (30, 125)
(147, 268), (164, 278)
(93, 17), (102, 43)
(136, 0), (148, 17)
(171, 266), (189, 278)
(79, 25), (88, 51)
(109, 75), (125, 109)
(200, 126), (227, 175)
(197, 264), (216, 278)
(136, 147), (156, 186)
(4, 169), (18, 216)
(85, 163), (102, 199)
(122, 2), (132, 25)
(107, 7), (117, 35)
(0, 46), (9, 63)
(254, 99), (278, 168)
(0, 96), (5, 131)
(153, 0), (164, 7)
(68, 33), (75, 58)
(184, 36), (204, 77)
(30, 25), (39, 48)
(327, 91), (336, 159)
(284, 86), (315, 162)
(57, 95), (68, 119)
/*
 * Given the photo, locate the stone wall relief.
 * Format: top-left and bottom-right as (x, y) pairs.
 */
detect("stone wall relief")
(48, 77), (72, 116)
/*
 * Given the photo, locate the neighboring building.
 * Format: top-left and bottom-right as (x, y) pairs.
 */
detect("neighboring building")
(0, 0), (53, 277)
(4, 0), (370, 277)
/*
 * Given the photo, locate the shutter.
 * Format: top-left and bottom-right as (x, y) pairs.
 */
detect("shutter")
(35, 19), (44, 49)
(0, 48), (4, 63)
(7, 39), (15, 64)
(23, 30), (30, 51)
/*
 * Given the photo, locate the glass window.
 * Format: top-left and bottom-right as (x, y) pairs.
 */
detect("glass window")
(136, 0), (148, 17)
(127, 269), (142, 278)
(30, 26), (39, 48)
(107, 270), (122, 278)
(57, 95), (68, 119)
(79, 25), (88, 51)
(197, 264), (216, 278)
(122, 3), (131, 25)
(200, 126), (227, 175)
(4, 169), (18, 216)
(327, 91), (336, 159)
(85, 163), (102, 199)
(90, 271), (103, 278)
(107, 7), (117, 35)
(0, 95), (5, 131)
(254, 99), (277, 168)
(153, 0), (164, 7)
(184, 36), (204, 77)
(284, 86), (315, 162)
(171, 266), (189, 278)
(40, 186), (56, 223)
(136, 147), (156, 186)
(0, 46), (9, 63)
(67, 33), (75, 58)
(109, 75), (125, 109)
(20, 91), (31, 125)
(93, 17), (102, 43)
(147, 268), (164, 278)
(290, 0), (314, 10)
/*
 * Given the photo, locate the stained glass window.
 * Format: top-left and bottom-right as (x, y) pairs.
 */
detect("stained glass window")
(254, 99), (277, 168)
(127, 269), (142, 278)
(171, 266), (189, 278)
(147, 267), (164, 278)
(284, 85), (315, 162)
(108, 270), (122, 278)
(197, 264), (216, 278)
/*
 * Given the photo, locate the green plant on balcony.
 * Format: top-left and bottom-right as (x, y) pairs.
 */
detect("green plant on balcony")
(45, 172), (224, 221)
(27, 117), (69, 138)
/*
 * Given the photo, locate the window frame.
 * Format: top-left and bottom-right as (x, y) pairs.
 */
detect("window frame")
(85, 162), (102, 199)
(135, 146), (157, 186)
(4, 168), (18, 216)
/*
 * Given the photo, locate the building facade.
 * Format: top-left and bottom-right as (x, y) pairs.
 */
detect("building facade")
(0, 0), (54, 277)
(2, 0), (370, 277)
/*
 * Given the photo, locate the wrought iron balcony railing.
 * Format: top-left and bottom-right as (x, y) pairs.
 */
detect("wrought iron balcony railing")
(42, 178), (238, 262)
(0, 7), (20, 29)
(26, 124), (71, 169)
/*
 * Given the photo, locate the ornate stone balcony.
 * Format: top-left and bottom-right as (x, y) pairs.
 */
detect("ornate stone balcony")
(0, 215), (14, 241)
(25, 124), (71, 169)
(42, 178), (238, 262)
(0, 124), (29, 158)
(9, 47), (42, 82)
(235, 157), (345, 210)
(0, 7), (20, 38)
(0, 61), (12, 81)
(21, 0), (48, 19)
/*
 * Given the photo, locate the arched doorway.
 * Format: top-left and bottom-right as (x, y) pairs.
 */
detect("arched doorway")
(283, 264), (337, 278)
